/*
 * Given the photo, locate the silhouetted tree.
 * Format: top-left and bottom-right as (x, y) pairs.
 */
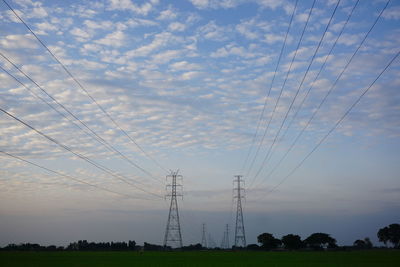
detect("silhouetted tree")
(181, 243), (202, 251)
(257, 233), (282, 250)
(354, 239), (365, 248)
(2, 243), (44, 251)
(1, 240), (135, 252)
(128, 240), (136, 250)
(65, 240), (135, 251)
(364, 237), (373, 249)
(304, 233), (337, 250)
(378, 226), (390, 246)
(246, 244), (260, 250)
(353, 237), (372, 249)
(378, 224), (400, 248)
(282, 234), (303, 250)
(144, 242), (165, 251)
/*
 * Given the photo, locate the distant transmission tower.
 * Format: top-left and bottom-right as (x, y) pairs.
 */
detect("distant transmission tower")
(201, 223), (207, 248)
(220, 224), (230, 249)
(163, 170), (183, 248)
(234, 175), (246, 247)
(208, 233), (216, 248)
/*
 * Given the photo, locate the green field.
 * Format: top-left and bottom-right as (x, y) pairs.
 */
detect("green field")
(1, 250), (399, 267)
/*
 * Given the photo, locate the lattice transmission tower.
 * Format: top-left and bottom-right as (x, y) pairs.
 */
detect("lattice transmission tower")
(163, 170), (183, 248)
(220, 224), (230, 249)
(208, 233), (216, 248)
(234, 175), (246, 247)
(201, 223), (207, 248)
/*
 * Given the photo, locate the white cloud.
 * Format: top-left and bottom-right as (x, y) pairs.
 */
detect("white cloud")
(264, 33), (285, 44)
(236, 22), (259, 40)
(70, 27), (92, 41)
(108, 0), (157, 16)
(170, 61), (202, 71)
(0, 34), (38, 49)
(126, 18), (158, 27)
(95, 31), (126, 47)
(189, 0), (210, 9)
(150, 50), (181, 64)
(157, 7), (177, 20)
(180, 71), (201, 80)
(31, 6), (48, 18)
(337, 33), (361, 46)
(198, 21), (230, 41)
(256, 0), (284, 9)
(189, 0), (284, 10)
(382, 6), (400, 20)
(71, 59), (107, 70)
(296, 12), (309, 23)
(35, 22), (57, 35)
(80, 43), (102, 54)
(168, 22), (186, 32)
(211, 44), (254, 58)
(83, 20), (114, 31)
(126, 32), (173, 57)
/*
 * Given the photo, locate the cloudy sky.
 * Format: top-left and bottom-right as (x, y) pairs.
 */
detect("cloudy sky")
(0, 0), (399, 247)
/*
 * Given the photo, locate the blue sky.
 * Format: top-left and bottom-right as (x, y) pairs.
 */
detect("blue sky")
(0, 0), (399, 247)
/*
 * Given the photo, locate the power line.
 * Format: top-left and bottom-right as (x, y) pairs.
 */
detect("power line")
(240, 0), (299, 175)
(2, 0), (168, 173)
(0, 64), (99, 148)
(0, 150), (155, 201)
(253, 0), (390, 190)
(276, 0), (360, 158)
(0, 107), (164, 199)
(249, 0), (341, 189)
(0, 62), (116, 155)
(0, 52), (162, 184)
(263, 49), (399, 198)
(246, 0), (316, 186)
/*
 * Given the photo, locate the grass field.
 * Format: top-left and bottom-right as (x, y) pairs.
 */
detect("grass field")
(1, 250), (399, 267)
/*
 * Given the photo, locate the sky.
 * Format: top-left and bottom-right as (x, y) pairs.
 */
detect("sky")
(0, 0), (399, 247)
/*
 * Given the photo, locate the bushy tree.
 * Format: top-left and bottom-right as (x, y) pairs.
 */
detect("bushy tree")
(378, 224), (400, 248)
(128, 240), (136, 250)
(353, 237), (373, 249)
(257, 233), (282, 250)
(181, 243), (202, 251)
(304, 233), (337, 250)
(246, 244), (260, 250)
(282, 234), (303, 250)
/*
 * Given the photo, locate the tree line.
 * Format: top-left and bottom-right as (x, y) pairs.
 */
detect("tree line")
(250, 223), (399, 251)
(1, 223), (398, 252)
(252, 232), (342, 251)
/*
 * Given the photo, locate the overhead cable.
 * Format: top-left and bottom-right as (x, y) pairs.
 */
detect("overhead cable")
(0, 107), (164, 199)
(239, 0), (299, 175)
(249, 0), (341, 189)
(246, 0), (316, 186)
(253, 0), (391, 190)
(0, 52), (163, 184)
(2, 0), (167, 173)
(263, 49), (399, 198)
(0, 150), (156, 201)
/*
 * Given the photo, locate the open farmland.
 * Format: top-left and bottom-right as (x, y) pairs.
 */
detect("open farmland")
(1, 250), (400, 267)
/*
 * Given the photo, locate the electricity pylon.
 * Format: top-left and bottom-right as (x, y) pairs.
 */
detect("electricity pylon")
(163, 170), (183, 248)
(234, 175), (246, 247)
(220, 224), (230, 249)
(208, 233), (216, 248)
(201, 223), (207, 248)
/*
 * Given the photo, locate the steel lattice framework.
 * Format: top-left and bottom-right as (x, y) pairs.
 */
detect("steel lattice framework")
(234, 175), (246, 247)
(163, 170), (183, 248)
